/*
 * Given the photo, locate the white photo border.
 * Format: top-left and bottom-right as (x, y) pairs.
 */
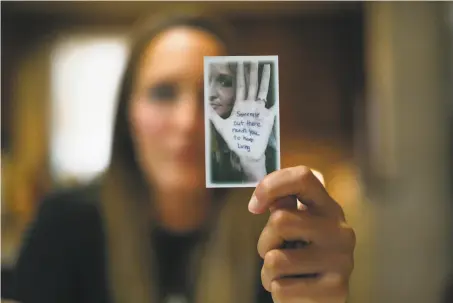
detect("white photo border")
(204, 55), (281, 188)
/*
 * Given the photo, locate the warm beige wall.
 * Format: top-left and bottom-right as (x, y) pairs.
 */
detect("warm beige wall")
(365, 2), (451, 303)
(2, 41), (52, 264)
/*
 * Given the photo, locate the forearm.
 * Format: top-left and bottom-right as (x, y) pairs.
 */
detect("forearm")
(241, 156), (267, 182)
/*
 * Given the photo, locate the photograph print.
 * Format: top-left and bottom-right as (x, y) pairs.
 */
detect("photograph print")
(205, 56), (280, 188)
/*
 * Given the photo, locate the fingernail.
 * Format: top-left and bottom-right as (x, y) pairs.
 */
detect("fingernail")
(248, 195), (260, 214)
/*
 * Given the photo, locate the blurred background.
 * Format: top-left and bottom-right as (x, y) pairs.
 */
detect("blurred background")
(1, 1), (452, 303)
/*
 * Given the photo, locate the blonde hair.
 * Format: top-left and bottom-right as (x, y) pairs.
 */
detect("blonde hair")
(99, 10), (268, 303)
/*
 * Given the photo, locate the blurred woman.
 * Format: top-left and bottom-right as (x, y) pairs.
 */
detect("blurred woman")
(14, 11), (355, 303)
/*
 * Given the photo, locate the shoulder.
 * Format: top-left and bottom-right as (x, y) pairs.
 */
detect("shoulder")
(37, 182), (102, 226)
(14, 182), (108, 302)
(39, 181), (101, 213)
(18, 182), (105, 257)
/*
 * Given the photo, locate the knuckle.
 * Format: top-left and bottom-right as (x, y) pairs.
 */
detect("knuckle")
(257, 227), (269, 258)
(339, 252), (355, 274)
(270, 209), (290, 231)
(288, 165), (311, 181)
(328, 274), (344, 288)
(332, 277), (349, 299)
(323, 273), (349, 299)
(334, 202), (346, 220)
(326, 251), (354, 279)
(294, 165), (312, 180)
(270, 280), (301, 302)
(340, 223), (356, 252)
(270, 279), (286, 299)
(294, 166), (315, 193)
(264, 249), (282, 273)
(295, 165), (310, 173)
(261, 267), (271, 292)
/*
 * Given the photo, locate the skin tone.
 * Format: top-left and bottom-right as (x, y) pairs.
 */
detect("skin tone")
(251, 167), (355, 302)
(129, 26), (355, 302)
(129, 27), (224, 233)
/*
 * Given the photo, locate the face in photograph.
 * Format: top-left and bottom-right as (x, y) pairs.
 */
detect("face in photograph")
(208, 63), (236, 119)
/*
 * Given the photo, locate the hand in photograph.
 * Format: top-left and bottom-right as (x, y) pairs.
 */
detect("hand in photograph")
(209, 61), (276, 181)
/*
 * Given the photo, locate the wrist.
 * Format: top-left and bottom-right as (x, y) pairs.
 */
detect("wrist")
(241, 156), (267, 182)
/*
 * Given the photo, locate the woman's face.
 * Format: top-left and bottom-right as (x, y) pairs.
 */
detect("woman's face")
(209, 63), (236, 118)
(129, 27), (225, 192)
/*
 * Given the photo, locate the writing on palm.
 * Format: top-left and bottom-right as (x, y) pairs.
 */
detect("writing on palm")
(209, 61), (276, 161)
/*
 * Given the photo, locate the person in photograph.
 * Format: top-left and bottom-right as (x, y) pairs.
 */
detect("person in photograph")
(13, 11), (355, 303)
(208, 61), (278, 184)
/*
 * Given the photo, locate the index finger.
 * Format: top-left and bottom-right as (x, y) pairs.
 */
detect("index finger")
(248, 166), (344, 219)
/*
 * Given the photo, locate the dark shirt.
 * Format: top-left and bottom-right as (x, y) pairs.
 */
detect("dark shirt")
(12, 184), (272, 303)
(153, 227), (200, 302)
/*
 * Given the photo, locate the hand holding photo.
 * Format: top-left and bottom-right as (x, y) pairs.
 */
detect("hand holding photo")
(205, 56), (280, 188)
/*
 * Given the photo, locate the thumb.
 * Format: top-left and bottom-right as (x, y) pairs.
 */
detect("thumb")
(249, 194), (298, 214)
(269, 195), (298, 213)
